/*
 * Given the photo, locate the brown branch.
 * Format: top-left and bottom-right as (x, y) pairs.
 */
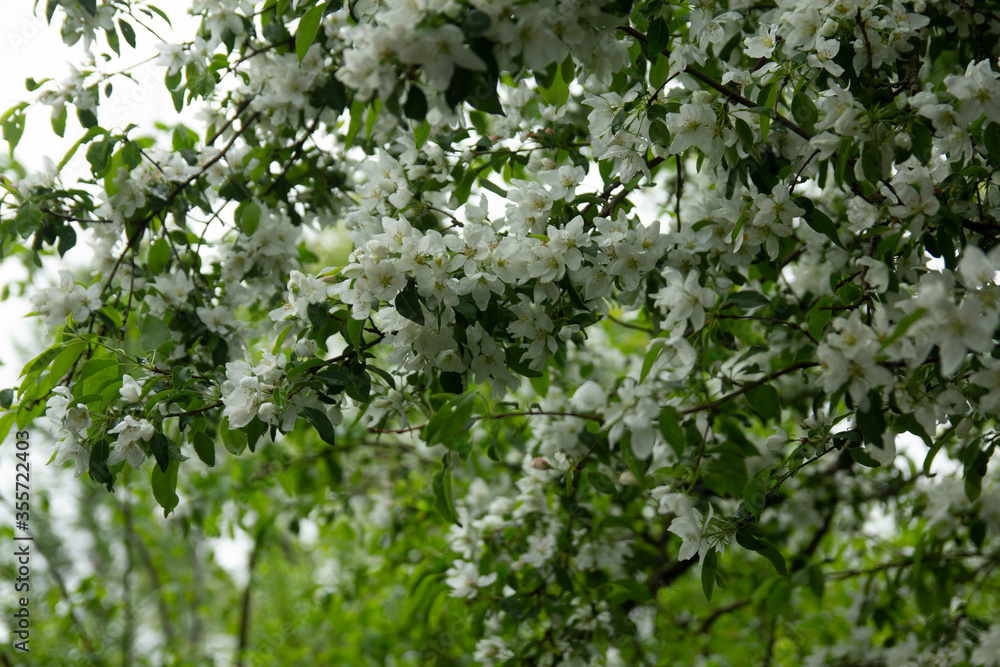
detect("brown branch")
(235, 525), (270, 667)
(681, 361), (818, 415)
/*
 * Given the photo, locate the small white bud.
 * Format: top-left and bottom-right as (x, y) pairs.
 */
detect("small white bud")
(692, 90), (713, 105)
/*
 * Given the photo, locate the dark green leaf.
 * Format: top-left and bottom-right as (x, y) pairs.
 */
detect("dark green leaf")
(404, 86), (428, 121)
(733, 117), (754, 148)
(246, 416), (267, 452)
(856, 390), (886, 446)
(151, 460), (179, 517)
(463, 9), (491, 35)
(118, 19), (136, 47)
(0, 388), (12, 409)
(701, 548), (718, 601)
(587, 471), (617, 494)
(122, 140), (142, 169)
(433, 469), (459, 524)
(805, 209), (844, 249)
(983, 122), (1000, 164)
(193, 431), (216, 467)
(149, 431), (170, 471)
(658, 406), (686, 458)
(742, 478), (767, 517)
(424, 390), (477, 448)
(736, 525), (786, 575)
(849, 447), (881, 468)
(746, 384), (780, 423)
(791, 93), (818, 129)
(726, 290), (770, 310)
(395, 284), (425, 325)
(647, 17), (669, 54)
(304, 407), (337, 446)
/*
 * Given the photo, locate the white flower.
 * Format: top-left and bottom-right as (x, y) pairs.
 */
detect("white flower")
(744, 24), (779, 59)
(120, 374), (142, 403)
(571, 380), (606, 413)
(64, 405), (92, 434)
(445, 560), (497, 599)
(107, 416), (154, 469)
(765, 427), (789, 452)
(669, 506), (710, 561)
(398, 24), (486, 90)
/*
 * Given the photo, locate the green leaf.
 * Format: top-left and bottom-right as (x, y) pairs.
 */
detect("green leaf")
(640, 341), (663, 383)
(424, 390), (477, 448)
(805, 209), (844, 249)
(736, 525), (786, 575)
(882, 308), (925, 349)
(139, 315), (172, 350)
(463, 9), (491, 35)
(538, 59), (570, 108)
(648, 119), (671, 147)
(856, 390), (886, 446)
(587, 471), (617, 494)
(246, 416), (267, 452)
(51, 105), (67, 137)
(149, 431), (170, 471)
(849, 447), (881, 468)
(15, 203), (43, 238)
(344, 318), (365, 354)
(86, 137), (112, 176)
(657, 406), (686, 458)
(647, 17), (669, 54)
(151, 460), (179, 517)
(2, 109), (26, 153)
(742, 478), (767, 517)
(89, 438), (114, 489)
(304, 407), (337, 446)
(122, 140), (142, 169)
(118, 19), (136, 48)
(791, 93), (818, 129)
(237, 201), (261, 235)
(467, 76), (504, 116)
(433, 469), (459, 524)
(193, 431), (216, 467)
(649, 54), (670, 90)
(296, 5), (325, 62)
(733, 117), (754, 149)
(404, 86), (428, 121)
(0, 388), (13, 409)
(148, 237), (170, 274)
(982, 122), (1000, 164)
(746, 384), (780, 423)
(394, 285), (425, 325)
(726, 290), (770, 310)
(220, 417), (247, 456)
(808, 299), (833, 340)
(701, 548), (718, 602)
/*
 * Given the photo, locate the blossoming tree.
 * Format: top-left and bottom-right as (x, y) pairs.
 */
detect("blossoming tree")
(3, 0), (1000, 664)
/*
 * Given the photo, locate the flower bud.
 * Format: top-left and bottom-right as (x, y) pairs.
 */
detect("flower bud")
(257, 401), (277, 422)
(618, 471), (638, 485)
(692, 90), (713, 105)
(531, 457), (551, 470)
(294, 338), (319, 357)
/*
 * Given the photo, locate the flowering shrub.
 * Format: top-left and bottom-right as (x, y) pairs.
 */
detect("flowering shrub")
(3, 0), (1000, 664)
